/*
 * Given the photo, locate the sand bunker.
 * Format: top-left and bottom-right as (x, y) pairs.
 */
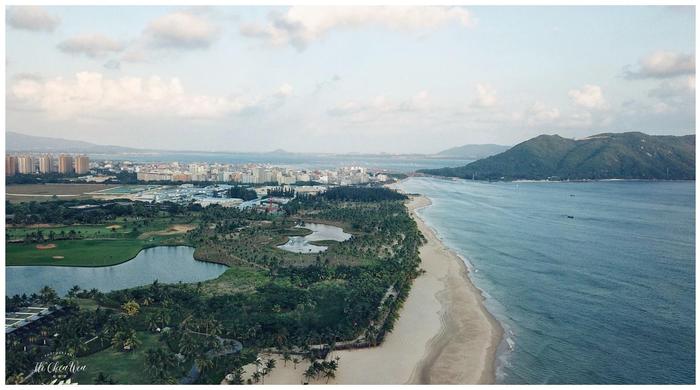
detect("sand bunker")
(106, 225), (122, 229)
(36, 244), (57, 250)
(52, 256), (65, 259)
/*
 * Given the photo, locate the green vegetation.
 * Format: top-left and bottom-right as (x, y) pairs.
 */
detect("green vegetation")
(6, 186), (424, 384)
(420, 132), (695, 180)
(226, 185), (257, 201)
(6, 200), (197, 266)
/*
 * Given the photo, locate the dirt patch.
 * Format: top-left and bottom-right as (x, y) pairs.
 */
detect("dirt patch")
(52, 256), (65, 259)
(36, 244), (57, 250)
(138, 224), (197, 239)
(106, 225), (122, 230)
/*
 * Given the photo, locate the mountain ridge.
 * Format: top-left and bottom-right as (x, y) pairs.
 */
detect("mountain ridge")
(418, 132), (695, 180)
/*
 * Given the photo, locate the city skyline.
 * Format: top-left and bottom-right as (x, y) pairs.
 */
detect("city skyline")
(6, 5), (696, 154)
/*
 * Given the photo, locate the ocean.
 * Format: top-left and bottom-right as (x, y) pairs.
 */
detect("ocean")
(397, 177), (695, 384)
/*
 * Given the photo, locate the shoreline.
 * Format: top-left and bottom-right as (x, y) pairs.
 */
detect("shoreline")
(252, 194), (502, 384)
(405, 195), (503, 384)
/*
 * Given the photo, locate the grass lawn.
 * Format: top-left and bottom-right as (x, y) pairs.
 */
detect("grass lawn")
(73, 331), (188, 384)
(7, 225), (134, 241)
(199, 266), (271, 295)
(6, 217), (195, 267)
(6, 239), (146, 267)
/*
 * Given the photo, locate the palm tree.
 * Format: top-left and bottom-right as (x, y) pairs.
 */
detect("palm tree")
(144, 348), (178, 382)
(67, 285), (81, 300)
(292, 357), (300, 370)
(121, 300), (140, 316)
(252, 371), (261, 384)
(39, 286), (58, 304)
(282, 352), (291, 367)
(178, 335), (200, 358)
(194, 354), (214, 372)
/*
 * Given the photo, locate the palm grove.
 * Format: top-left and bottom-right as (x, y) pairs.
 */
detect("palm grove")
(6, 186), (425, 384)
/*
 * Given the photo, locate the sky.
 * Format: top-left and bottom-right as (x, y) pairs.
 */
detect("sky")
(5, 5), (696, 154)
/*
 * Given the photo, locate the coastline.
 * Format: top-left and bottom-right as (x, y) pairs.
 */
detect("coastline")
(252, 195), (502, 384)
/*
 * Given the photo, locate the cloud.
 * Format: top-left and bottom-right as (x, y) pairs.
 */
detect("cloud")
(6, 6), (60, 32)
(240, 6), (475, 50)
(58, 34), (125, 58)
(471, 83), (497, 108)
(7, 72), (291, 120)
(647, 75), (695, 113)
(624, 51), (695, 79)
(327, 91), (431, 119)
(103, 59), (121, 70)
(568, 84), (607, 110)
(145, 11), (220, 49)
(526, 102), (560, 126)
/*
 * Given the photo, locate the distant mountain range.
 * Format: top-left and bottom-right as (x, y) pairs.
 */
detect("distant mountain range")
(435, 144), (510, 159)
(419, 132), (695, 180)
(6, 131), (143, 154)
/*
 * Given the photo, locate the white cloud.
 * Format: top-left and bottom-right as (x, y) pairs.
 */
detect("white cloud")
(471, 83), (497, 108)
(7, 6), (60, 32)
(146, 11), (220, 49)
(647, 75), (695, 113)
(58, 34), (125, 58)
(241, 6), (475, 50)
(8, 72), (291, 120)
(568, 84), (607, 110)
(327, 91), (431, 119)
(526, 102), (560, 126)
(625, 51), (695, 79)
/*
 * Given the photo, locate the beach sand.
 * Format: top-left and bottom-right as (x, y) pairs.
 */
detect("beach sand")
(250, 195), (502, 384)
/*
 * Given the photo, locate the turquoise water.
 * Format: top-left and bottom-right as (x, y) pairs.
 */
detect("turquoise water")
(398, 178), (695, 384)
(6, 246), (228, 297)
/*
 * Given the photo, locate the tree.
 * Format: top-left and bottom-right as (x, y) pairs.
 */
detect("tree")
(121, 300), (140, 316)
(39, 286), (59, 304)
(112, 329), (141, 352)
(144, 348), (178, 383)
(67, 285), (81, 299)
(282, 352), (292, 367)
(94, 372), (117, 384)
(292, 357), (300, 370)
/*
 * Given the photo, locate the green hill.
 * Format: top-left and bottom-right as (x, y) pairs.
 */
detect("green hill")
(418, 132), (695, 180)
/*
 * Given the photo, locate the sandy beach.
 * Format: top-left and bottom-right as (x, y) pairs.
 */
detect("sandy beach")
(248, 195), (502, 384)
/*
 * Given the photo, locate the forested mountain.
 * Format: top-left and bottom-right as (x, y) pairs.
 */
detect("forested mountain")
(419, 132), (695, 180)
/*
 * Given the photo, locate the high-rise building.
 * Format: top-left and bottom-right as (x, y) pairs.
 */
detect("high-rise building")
(75, 155), (90, 175)
(39, 155), (53, 174)
(58, 155), (74, 174)
(6, 155), (18, 176)
(17, 156), (33, 174)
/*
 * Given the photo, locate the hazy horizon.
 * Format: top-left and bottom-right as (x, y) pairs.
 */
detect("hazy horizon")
(6, 6), (696, 154)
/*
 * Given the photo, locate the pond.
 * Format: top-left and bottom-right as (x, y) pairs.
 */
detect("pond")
(5, 246), (228, 297)
(277, 223), (352, 254)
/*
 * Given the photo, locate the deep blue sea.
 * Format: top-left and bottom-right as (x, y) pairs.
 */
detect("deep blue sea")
(398, 177), (695, 384)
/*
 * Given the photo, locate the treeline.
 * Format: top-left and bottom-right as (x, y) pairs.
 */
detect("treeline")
(227, 186), (257, 201)
(319, 186), (407, 202)
(266, 187), (295, 198)
(6, 199), (194, 225)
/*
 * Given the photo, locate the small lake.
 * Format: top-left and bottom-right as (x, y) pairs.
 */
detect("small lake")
(277, 223), (351, 254)
(5, 246), (228, 297)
